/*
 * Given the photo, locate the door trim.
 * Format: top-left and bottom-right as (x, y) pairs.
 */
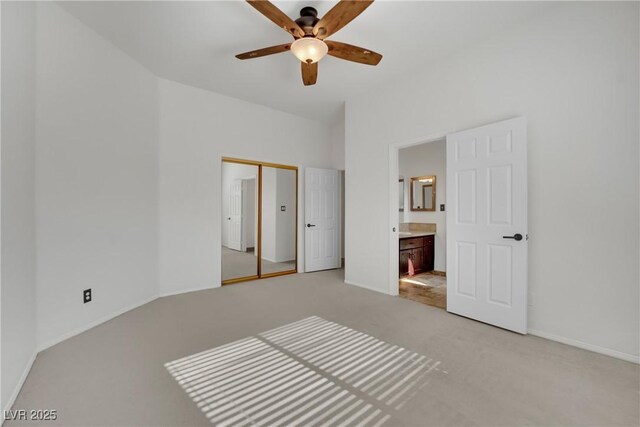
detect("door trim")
(221, 157), (298, 285)
(388, 135), (446, 296)
(388, 117), (521, 296)
(223, 156), (298, 171)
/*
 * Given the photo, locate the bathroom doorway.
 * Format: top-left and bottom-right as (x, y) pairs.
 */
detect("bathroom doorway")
(390, 117), (529, 334)
(397, 139), (447, 309)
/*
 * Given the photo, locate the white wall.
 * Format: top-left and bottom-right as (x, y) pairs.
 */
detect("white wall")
(1, 1), (334, 407)
(158, 78), (332, 296)
(331, 111), (345, 261)
(262, 167), (277, 261)
(345, 2), (639, 360)
(399, 140), (446, 272)
(1, 1), (37, 411)
(35, 3), (159, 349)
(12, 2), (333, 351)
(331, 107), (345, 171)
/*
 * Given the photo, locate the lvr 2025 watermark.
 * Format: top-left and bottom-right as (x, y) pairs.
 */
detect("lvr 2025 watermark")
(3, 409), (57, 421)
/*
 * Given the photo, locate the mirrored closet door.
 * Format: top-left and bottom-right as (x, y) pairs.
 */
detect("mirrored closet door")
(221, 158), (298, 285)
(221, 160), (259, 283)
(261, 166), (297, 277)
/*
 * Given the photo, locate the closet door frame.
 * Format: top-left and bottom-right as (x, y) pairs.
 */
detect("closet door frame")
(221, 157), (298, 285)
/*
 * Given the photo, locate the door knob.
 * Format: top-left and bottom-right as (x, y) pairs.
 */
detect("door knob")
(306, 224), (316, 228)
(503, 233), (523, 241)
(227, 217), (231, 220)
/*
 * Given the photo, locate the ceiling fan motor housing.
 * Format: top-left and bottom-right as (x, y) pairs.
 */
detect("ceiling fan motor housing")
(295, 7), (320, 35)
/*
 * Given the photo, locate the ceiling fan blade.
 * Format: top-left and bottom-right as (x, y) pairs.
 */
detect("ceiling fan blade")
(301, 62), (318, 86)
(246, 1), (305, 39)
(325, 40), (382, 65)
(236, 43), (291, 60)
(313, 0), (374, 40)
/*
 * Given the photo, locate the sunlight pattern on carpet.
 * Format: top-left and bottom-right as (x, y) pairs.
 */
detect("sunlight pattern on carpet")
(165, 316), (441, 426)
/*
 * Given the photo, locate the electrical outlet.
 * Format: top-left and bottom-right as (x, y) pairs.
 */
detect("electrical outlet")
(83, 288), (92, 304)
(281, 206), (286, 211)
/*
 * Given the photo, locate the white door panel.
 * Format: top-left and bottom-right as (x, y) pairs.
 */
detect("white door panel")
(305, 168), (340, 272)
(228, 179), (243, 251)
(446, 117), (528, 333)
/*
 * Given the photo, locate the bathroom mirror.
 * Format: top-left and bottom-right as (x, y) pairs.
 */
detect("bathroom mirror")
(410, 175), (436, 211)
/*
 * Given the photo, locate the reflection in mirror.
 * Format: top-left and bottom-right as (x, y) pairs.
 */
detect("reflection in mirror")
(411, 175), (436, 211)
(221, 161), (259, 281)
(261, 167), (297, 276)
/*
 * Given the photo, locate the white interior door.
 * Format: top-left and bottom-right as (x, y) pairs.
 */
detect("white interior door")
(305, 168), (340, 272)
(446, 117), (528, 333)
(228, 179), (244, 251)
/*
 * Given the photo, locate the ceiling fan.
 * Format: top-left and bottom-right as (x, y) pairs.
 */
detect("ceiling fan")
(236, 0), (382, 86)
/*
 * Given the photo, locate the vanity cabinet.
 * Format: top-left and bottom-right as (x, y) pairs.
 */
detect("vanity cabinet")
(399, 235), (434, 276)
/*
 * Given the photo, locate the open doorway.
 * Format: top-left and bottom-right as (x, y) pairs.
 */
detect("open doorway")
(397, 139), (447, 309)
(390, 117), (528, 333)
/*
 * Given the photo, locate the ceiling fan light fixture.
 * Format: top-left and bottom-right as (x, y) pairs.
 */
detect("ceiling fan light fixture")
(290, 37), (328, 64)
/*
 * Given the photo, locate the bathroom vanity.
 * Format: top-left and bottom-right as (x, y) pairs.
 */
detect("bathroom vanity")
(399, 232), (435, 277)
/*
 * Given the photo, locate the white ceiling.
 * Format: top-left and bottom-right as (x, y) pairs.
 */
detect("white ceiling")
(58, 1), (555, 124)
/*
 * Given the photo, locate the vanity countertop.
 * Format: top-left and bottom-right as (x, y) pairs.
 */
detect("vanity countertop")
(398, 231), (436, 239)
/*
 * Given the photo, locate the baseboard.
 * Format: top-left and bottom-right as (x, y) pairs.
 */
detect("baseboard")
(158, 284), (220, 298)
(261, 256), (294, 264)
(38, 294), (158, 352)
(2, 351), (37, 422)
(345, 279), (392, 295)
(528, 328), (639, 364)
(37, 283), (223, 353)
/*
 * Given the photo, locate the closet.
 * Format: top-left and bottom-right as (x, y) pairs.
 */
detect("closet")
(221, 158), (298, 284)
